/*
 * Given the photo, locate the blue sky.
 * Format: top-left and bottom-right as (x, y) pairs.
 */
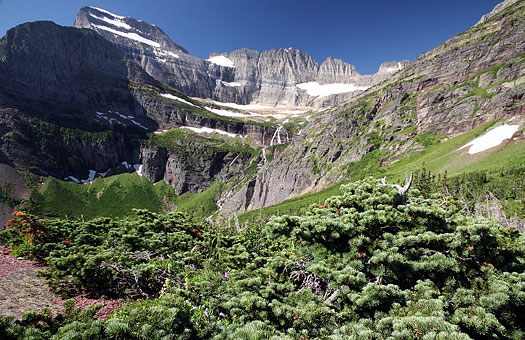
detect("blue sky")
(0, 0), (502, 74)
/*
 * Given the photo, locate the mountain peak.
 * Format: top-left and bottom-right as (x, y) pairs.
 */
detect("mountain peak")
(70, 7), (414, 107)
(73, 6), (188, 53)
(318, 57), (359, 81)
(377, 60), (411, 74)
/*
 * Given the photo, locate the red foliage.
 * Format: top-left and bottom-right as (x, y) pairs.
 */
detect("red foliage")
(13, 211), (26, 217)
(190, 229), (204, 237)
(6, 218), (17, 228)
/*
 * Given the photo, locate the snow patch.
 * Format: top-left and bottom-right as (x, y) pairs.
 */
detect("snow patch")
(211, 101), (269, 110)
(218, 80), (242, 87)
(88, 13), (131, 30)
(114, 112), (133, 120)
(296, 82), (369, 97)
(92, 25), (160, 47)
(160, 93), (197, 107)
(165, 51), (180, 58)
(181, 126), (240, 138)
(89, 6), (125, 19)
(96, 112), (124, 126)
(114, 112), (147, 129)
(207, 56), (235, 68)
(65, 176), (80, 184)
(207, 104), (305, 119)
(97, 111), (146, 129)
(153, 49), (180, 62)
(134, 164), (143, 176)
(208, 108), (251, 118)
(266, 114), (287, 119)
(81, 170), (97, 184)
(65, 163), (143, 184)
(459, 124), (519, 154)
(130, 119), (147, 129)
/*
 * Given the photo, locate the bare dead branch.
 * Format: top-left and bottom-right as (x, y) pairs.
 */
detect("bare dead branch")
(101, 261), (149, 298)
(381, 172), (413, 203)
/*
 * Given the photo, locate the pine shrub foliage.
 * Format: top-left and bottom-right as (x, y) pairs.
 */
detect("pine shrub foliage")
(1, 178), (524, 339)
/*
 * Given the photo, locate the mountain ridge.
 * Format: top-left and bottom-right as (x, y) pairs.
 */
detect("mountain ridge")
(73, 6), (409, 107)
(0, 0), (523, 224)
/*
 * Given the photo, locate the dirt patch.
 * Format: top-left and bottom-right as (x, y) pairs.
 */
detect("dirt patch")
(0, 246), (63, 318)
(0, 246), (123, 320)
(0, 266), (65, 318)
(73, 295), (124, 319)
(0, 246), (46, 279)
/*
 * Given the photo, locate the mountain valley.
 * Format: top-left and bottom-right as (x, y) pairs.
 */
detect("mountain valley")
(0, 1), (525, 338)
(0, 1), (523, 225)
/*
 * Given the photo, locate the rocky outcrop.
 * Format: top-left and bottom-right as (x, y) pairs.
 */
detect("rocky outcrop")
(221, 112), (371, 214)
(0, 21), (132, 111)
(0, 163), (30, 228)
(0, 21), (155, 179)
(73, 6), (188, 53)
(140, 140), (256, 195)
(3, 114), (140, 179)
(73, 7), (409, 107)
(73, 7), (215, 100)
(317, 57), (359, 83)
(476, 0), (520, 25)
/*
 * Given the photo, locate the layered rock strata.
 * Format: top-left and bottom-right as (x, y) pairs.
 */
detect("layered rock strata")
(73, 6), (409, 107)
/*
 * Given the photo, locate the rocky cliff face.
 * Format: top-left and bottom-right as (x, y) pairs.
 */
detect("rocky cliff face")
(0, 20), (274, 196)
(73, 6), (408, 107)
(74, 6), (188, 53)
(215, 48), (408, 107)
(0, 21), (150, 178)
(0, 21), (132, 110)
(220, 0), (525, 216)
(140, 140), (257, 195)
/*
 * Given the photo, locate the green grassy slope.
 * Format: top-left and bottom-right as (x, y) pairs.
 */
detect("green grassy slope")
(31, 173), (226, 220)
(27, 119), (524, 222)
(238, 119), (525, 222)
(172, 181), (223, 218)
(32, 173), (165, 219)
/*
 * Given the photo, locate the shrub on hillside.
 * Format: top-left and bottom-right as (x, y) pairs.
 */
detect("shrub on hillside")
(1, 178), (523, 339)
